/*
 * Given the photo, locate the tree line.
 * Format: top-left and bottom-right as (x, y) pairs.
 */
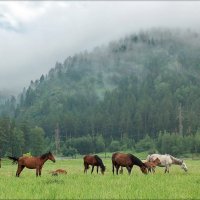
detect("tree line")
(1, 116), (200, 157)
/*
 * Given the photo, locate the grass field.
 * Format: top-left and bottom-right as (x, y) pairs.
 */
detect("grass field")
(0, 154), (200, 199)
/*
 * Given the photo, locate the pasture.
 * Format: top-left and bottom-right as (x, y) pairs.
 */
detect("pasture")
(0, 156), (200, 199)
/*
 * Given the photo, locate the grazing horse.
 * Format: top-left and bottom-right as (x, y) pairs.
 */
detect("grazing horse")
(147, 154), (188, 173)
(144, 158), (161, 173)
(83, 155), (106, 175)
(8, 151), (56, 177)
(112, 152), (147, 175)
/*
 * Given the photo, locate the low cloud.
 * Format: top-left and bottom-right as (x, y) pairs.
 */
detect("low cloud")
(0, 1), (200, 93)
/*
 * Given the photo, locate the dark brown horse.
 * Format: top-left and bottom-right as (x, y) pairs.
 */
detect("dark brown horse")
(112, 152), (147, 175)
(83, 155), (106, 175)
(8, 151), (56, 177)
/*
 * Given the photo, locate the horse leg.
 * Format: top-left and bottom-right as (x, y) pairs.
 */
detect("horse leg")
(152, 167), (155, 173)
(112, 163), (115, 175)
(116, 165), (120, 175)
(119, 167), (123, 174)
(39, 166), (42, 176)
(36, 167), (40, 177)
(16, 165), (25, 177)
(97, 166), (99, 174)
(165, 165), (169, 173)
(91, 165), (94, 174)
(126, 166), (131, 175)
(129, 166), (133, 175)
(84, 163), (88, 174)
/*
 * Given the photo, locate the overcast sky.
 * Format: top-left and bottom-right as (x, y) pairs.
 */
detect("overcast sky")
(0, 1), (200, 94)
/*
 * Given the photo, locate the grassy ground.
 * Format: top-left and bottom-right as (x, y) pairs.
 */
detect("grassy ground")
(0, 155), (200, 199)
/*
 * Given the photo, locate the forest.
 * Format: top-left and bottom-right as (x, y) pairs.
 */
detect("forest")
(1, 28), (200, 157)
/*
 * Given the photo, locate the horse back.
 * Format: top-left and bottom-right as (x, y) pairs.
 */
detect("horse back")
(83, 155), (98, 166)
(148, 154), (171, 166)
(112, 153), (132, 166)
(18, 156), (40, 169)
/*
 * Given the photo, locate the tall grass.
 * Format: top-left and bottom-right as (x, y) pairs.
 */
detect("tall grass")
(0, 158), (199, 199)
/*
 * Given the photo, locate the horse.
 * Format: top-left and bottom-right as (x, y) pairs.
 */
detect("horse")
(118, 158), (160, 174)
(50, 169), (67, 176)
(147, 154), (188, 173)
(8, 151), (56, 177)
(83, 155), (106, 175)
(112, 152), (148, 175)
(144, 157), (161, 173)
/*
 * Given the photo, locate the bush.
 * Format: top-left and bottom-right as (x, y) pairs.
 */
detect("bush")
(109, 140), (120, 152)
(70, 135), (94, 154)
(23, 152), (32, 157)
(135, 135), (155, 152)
(95, 135), (105, 153)
(62, 146), (77, 158)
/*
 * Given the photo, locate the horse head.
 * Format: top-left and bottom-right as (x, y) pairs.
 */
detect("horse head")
(140, 164), (148, 174)
(154, 158), (161, 165)
(48, 151), (56, 163)
(181, 162), (188, 172)
(100, 165), (106, 175)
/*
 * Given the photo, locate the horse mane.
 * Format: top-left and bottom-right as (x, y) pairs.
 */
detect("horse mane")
(128, 154), (145, 167)
(169, 155), (183, 165)
(94, 155), (105, 171)
(40, 152), (50, 159)
(8, 156), (19, 164)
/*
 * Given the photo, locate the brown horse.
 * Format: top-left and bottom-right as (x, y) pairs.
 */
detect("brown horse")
(50, 169), (67, 176)
(83, 155), (106, 175)
(8, 151), (56, 177)
(144, 158), (161, 173)
(112, 152), (147, 175)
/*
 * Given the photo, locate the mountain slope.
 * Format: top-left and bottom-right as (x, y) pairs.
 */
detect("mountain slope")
(4, 28), (200, 141)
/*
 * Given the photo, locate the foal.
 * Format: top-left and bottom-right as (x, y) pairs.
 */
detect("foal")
(50, 169), (67, 176)
(144, 158), (161, 173)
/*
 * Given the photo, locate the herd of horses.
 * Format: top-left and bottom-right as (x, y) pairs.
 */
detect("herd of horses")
(6, 151), (188, 177)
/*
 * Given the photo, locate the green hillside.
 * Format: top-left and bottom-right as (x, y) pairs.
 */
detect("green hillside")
(1, 28), (200, 156)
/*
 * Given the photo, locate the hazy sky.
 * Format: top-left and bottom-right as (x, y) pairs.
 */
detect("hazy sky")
(0, 1), (200, 94)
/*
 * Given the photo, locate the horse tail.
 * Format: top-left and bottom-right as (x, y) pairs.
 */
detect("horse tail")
(94, 155), (105, 171)
(8, 156), (19, 164)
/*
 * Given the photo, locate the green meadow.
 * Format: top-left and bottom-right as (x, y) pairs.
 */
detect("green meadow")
(0, 155), (200, 199)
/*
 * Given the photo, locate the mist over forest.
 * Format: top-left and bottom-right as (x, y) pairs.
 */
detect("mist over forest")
(1, 28), (200, 157)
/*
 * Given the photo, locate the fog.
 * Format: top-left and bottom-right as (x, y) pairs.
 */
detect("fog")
(0, 1), (200, 94)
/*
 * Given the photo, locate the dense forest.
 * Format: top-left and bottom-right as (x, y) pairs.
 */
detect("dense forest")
(1, 28), (200, 157)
